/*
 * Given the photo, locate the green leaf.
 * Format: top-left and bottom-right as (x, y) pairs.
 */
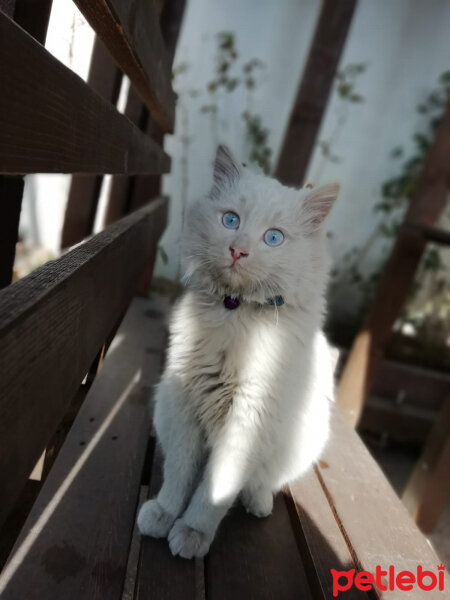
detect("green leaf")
(172, 62), (189, 77)
(349, 93), (364, 103)
(158, 246), (169, 265)
(391, 146), (403, 159)
(245, 77), (255, 89)
(226, 78), (240, 92)
(337, 83), (351, 98)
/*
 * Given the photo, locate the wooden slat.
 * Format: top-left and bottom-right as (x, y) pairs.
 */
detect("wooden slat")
(104, 88), (163, 227)
(0, 198), (168, 528)
(359, 395), (435, 444)
(0, 0), (15, 16)
(408, 222), (450, 246)
(318, 404), (450, 598)
(403, 399), (450, 533)
(133, 0), (184, 297)
(135, 443), (198, 600)
(0, 177), (23, 288)
(13, 0), (53, 44)
(371, 357), (450, 411)
(0, 12), (170, 175)
(104, 0), (186, 230)
(103, 0), (187, 293)
(0, 0), (16, 17)
(73, 0), (176, 133)
(275, 0), (357, 186)
(287, 471), (366, 599)
(206, 495), (313, 600)
(61, 36), (123, 249)
(0, 297), (168, 599)
(338, 98), (450, 425)
(104, 87), (148, 226)
(160, 0), (187, 62)
(0, 0), (53, 288)
(156, 0), (166, 15)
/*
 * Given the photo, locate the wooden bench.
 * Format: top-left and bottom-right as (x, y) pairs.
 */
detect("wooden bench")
(0, 1), (449, 598)
(1, 293), (449, 599)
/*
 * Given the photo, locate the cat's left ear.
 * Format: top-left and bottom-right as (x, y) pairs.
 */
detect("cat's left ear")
(300, 183), (339, 233)
(213, 145), (242, 189)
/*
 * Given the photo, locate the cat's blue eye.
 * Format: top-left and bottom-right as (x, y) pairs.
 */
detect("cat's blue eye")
(264, 229), (284, 247)
(222, 211), (240, 230)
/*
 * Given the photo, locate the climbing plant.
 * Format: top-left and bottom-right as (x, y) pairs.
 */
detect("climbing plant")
(329, 72), (450, 367)
(310, 62), (367, 182)
(200, 31), (272, 173)
(161, 32), (272, 274)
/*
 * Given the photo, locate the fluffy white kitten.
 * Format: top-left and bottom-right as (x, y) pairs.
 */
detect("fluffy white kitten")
(137, 146), (338, 559)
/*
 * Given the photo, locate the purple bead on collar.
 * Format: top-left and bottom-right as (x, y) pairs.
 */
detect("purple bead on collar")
(224, 296), (240, 310)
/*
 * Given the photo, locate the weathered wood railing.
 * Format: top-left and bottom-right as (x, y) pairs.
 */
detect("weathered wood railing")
(0, 0), (181, 532)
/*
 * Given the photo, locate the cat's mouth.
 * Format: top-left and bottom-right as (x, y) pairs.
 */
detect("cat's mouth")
(228, 261), (244, 271)
(219, 263), (267, 298)
(216, 261), (249, 289)
(225, 267), (247, 285)
(204, 261), (279, 304)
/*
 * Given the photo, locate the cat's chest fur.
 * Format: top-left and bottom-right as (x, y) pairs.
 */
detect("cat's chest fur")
(168, 293), (293, 442)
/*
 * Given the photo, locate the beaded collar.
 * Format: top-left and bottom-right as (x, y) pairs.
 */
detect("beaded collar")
(223, 295), (284, 310)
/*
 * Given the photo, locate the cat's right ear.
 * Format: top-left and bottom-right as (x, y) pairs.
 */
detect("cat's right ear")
(213, 145), (241, 190)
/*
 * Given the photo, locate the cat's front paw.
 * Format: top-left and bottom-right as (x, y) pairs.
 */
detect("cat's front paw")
(168, 519), (212, 559)
(137, 499), (175, 538)
(241, 487), (273, 518)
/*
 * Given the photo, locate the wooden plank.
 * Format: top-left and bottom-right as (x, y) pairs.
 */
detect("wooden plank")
(0, 12), (170, 175)
(0, 0), (16, 16)
(104, 87), (147, 226)
(359, 395), (435, 444)
(73, 0), (176, 133)
(371, 358), (450, 412)
(156, 0), (166, 15)
(122, 486), (149, 600)
(408, 222), (450, 246)
(13, 0), (53, 44)
(275, 0), (357, 186)
(160, 0), (187, 63)
(403, 399), (450, 533)
(131, 0), (186, 212)
(0, 0), (53, 287)
(61, 36), (123, 248)
(135, 442), (198, 600)
(104, 88), (162, 227)
(104, 0), (186, 227)
(318, 403), (450, 598)
(0, 198), (168, 528)
(60, 169), (103, 246)
(0, 177), (23, 288)
(338, 98), (450, 425)
(206, 495), (313, 600)
(414, 440), (450, 532)
(337, 351), (450, 412)
(287, 471), (366, 599)
(0, 297), (168, 599)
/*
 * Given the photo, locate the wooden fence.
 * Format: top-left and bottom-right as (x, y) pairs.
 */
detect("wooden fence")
(0, 0), (183, 530)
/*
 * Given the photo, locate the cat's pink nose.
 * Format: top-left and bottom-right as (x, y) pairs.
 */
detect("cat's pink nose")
(230, 246), (249, 262)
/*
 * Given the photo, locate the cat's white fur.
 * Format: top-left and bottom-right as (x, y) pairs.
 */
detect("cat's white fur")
(137, 146), (338, 559)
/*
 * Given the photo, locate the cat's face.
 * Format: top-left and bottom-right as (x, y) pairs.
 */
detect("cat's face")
(182, 146), (338, 305)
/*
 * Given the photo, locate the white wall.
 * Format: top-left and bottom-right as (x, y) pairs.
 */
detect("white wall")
(305, 0), (450, 319)
(156, 0), (450, 312)
(157, 0), (321, 279)
(18, 0), (450, 320)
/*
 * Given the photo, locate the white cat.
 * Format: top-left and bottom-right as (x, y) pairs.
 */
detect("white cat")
(137, 146), (338, 559)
